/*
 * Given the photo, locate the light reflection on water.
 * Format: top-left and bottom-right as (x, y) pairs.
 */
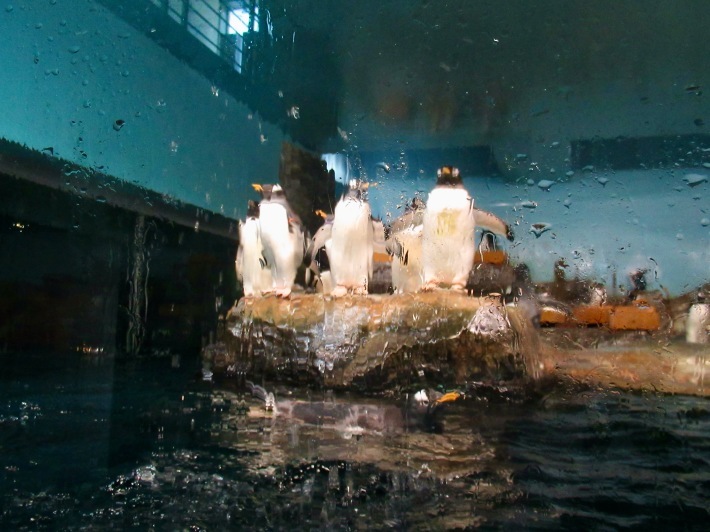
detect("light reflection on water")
(1, 352), (709, 529)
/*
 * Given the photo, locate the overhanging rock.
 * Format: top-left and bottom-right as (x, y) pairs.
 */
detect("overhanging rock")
(205, 292), (541, 391)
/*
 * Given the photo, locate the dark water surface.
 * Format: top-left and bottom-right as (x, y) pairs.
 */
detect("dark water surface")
(1, 352), (709, 530)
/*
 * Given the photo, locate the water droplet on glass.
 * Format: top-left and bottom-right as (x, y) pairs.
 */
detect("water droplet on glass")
(530, 222), (552, 237)
(526, 178), (534, 186)
(676, 233), (684, 240)
(35, 22), (43, 29)
(563, 198), (572, 208)
(96, 196), (107, 203)
(521, 200), (537, 209)
(537, 179), (554, 191)
(5, 5), (14, 13)
(67, 45), (80, 53)
(596, 177), (609, 186)
(42, 146), (54, 156)
(113, 119), (125, 131)
(701, 218), (710, 227)
(565, 170), (575, 177)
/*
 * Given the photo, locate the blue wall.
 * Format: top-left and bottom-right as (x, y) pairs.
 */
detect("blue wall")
(0, 0), (283, 220)
(368, 167), (709, 296)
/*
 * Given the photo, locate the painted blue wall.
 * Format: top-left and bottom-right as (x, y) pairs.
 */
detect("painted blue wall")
(0, 0), (283, 220)
(367, 167), (709, 296)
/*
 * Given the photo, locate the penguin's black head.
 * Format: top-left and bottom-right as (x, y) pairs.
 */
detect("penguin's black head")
(407, 196), (426, 212)
(271, 184), (287, 200)
(436, 166), (463, 187)
(252, 183), (272, 201)
(246, 199), (259, 218)
(347, 179), (369, 200)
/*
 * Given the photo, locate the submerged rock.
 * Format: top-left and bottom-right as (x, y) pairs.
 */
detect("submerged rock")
(206, 292), (541, 391)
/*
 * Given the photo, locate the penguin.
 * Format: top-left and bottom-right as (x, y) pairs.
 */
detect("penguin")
(473, 208), (515, 242)
(387, 224), (424, 293)
(686, 289), (710, 344)
(478, 230), (497, 253)
(254, 183), (306, 298)
(421, 166), (477, 290)
(304, 209), (334, 295)
(389, 197), (426, 234)
(369, 217), (391, 294)
(326, 179), (374, 297)
(386, 198), (426, 293)
(236, 199), (272, 297)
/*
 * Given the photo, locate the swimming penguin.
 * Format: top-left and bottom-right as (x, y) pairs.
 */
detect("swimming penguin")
(236, 199), (272, 297)
(304, 209), (334, 295)
(326, 179), (374, 297)
(246, 381), (462, 435)
(254, 183), (306, 298)
(421, 166), (476, 291)
(386, 198), (426, 293)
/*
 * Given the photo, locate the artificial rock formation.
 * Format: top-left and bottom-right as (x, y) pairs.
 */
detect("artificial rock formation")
(205, 292), (541, 391)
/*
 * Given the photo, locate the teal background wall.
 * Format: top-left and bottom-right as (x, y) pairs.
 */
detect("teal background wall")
(1, 0), (284, 219)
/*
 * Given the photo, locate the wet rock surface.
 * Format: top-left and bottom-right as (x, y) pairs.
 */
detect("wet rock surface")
(205, 292), (541, 391)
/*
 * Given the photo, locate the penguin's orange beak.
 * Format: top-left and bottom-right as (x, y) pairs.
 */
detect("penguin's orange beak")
(251, 183), (263, 192)
(315, 209), (328, 219)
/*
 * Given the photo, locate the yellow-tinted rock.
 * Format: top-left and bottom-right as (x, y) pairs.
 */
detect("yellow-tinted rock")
(212, 292), (540, 390)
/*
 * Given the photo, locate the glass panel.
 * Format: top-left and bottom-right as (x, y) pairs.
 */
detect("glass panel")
(1, 1), (709, 529)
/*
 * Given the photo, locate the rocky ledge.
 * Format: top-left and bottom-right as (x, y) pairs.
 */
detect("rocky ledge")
(203, 292), (541, 391)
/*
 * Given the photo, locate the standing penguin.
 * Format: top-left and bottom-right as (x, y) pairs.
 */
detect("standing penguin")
(236, 199), (272, 297)
(304, 210), (335, 295)
(386, 197), (426, 293)
(255, 183), (305, 298)
(421, 166), (476, 290)
(326, 179), (374, 297)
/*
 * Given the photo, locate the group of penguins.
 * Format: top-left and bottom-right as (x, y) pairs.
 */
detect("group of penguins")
(236, 165), (515, 299)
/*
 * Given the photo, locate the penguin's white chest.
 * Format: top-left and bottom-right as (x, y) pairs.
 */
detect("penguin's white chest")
(259, 202), (301, 289)
(328, 198), (373, 291)
(422, 187), (475, 286)
(238, 217), (271, 296)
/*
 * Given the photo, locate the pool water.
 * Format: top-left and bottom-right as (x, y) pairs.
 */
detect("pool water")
(1, 351), (709, 530)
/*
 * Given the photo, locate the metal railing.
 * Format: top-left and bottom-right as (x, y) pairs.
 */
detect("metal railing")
(150, 0), (256, 72)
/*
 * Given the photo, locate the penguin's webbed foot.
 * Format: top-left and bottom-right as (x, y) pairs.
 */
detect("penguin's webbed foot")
(420, 280), (440, 292)
(352, 285), (368, 296)
(274, 287), (292, 298)
(331, 285), (348, 298)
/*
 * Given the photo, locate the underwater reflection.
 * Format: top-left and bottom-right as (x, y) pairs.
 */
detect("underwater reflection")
(2, 355), (709, 529)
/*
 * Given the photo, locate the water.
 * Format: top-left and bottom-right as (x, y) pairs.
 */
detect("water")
(1, 352), (709, 530)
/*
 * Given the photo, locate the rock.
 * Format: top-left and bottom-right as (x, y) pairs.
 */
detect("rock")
(206, 292), (541, 391)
